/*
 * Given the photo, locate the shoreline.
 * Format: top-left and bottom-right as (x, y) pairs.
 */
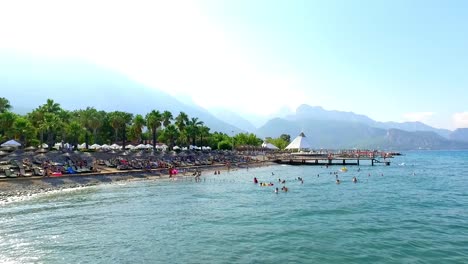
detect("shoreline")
(0, 161), (274, 204)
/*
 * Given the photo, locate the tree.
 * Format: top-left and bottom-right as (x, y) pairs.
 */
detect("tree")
(199, 125), (210, 146)
(145, 110), (162, 150)
(35, 99), (63, 150)
(162, 110), (173, 127)
(0, 97), (12, 113)
(132, 114), (146, 143)
(40, 112), (62, 150)
(267, 137), (289, 149)
(66, 121), (84, 149)
(280, 134), (291, 143)
(0, 111), (16, 140)
(161, 124), (180, 148)
(12, 117), (36, 146)
(186, 117), (203, 146)
(175, 111), (189, 145)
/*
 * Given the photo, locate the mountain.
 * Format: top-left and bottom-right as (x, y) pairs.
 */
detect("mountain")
(288, 104), (451, 138)
(257, 117), (468, 150)
(449, 128), (468, 142)
(0, 53), (243, 134)
(208, 108), (257, 133)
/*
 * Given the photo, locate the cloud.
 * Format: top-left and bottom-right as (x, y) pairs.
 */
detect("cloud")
(402, 112), (434, 122)
(0, 0), (306, 116)
(452, 112), (468, 128)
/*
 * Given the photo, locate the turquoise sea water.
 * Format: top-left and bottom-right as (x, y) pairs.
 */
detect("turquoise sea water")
(1, 151), (467, 263)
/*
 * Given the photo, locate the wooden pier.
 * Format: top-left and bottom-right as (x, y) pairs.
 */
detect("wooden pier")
(269, 152), (393, 166)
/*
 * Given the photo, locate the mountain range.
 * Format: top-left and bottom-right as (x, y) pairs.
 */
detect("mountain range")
(2, 53), (468, 150)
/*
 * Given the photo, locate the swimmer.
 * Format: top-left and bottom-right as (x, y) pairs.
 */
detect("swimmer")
(275, 187), (279, 193)
(253, 177), (258, 184)
(336, 179), (341, 184)
(352, 176), (357, 183)
(272, 172), (275, 176)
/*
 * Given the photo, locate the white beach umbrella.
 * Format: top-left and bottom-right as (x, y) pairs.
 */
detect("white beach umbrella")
(125, 144), (135, 150)
(136, 144), (147, 149)
(1, 139), (21, 147)
(173, 146), (180, 150)
(101, 144), (111, 149)
(38, 143), (49, 149)
(110, 143), (120, 149)
(90, 144), (101, 150)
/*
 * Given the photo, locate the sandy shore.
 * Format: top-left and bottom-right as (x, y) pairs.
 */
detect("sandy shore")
(0, 161), (273, 204)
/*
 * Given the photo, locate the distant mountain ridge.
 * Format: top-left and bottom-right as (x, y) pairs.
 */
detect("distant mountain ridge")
(291, 104), (451, 137)
(0, 53), (244, 134)
(256, 105), (468, 150)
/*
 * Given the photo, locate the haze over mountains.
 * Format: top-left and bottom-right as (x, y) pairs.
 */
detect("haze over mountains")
(2, 53), (468, 150)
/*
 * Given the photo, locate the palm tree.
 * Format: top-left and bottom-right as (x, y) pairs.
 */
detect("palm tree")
(66, 121), (84, 149)
(146, 110), (162, 150)
(36, 99), (63, 149)
(175, 112), (189, 134)
(40, 99), (61, 114)
(12, 117), (36, 147)
(163, 124), (180, 149)
(121, 112), (133, 150)
(0, 111), (16, 139)
(109, 111), (124, 144)
(40, 112), (62, 150)
(162, 110), (173, 127)
(186, 117), (203, 146)
(78, 107), (96, 149)
(199, 125), (210, 146)
(0, 97), (12, 113)
(132, 114), (146, 143)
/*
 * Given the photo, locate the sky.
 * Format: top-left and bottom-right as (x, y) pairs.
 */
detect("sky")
(1, 0), (467, 129)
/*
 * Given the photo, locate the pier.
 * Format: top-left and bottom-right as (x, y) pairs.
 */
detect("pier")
(268, 151), (394, 166)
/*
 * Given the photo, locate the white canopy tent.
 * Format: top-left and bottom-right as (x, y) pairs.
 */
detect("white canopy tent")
(262, 141), (279, 150)
(285, 132), (312, 151)
(1, 139), (21, 147)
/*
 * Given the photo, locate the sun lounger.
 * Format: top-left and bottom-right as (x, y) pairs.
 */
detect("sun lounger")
(33, 167), (44, 176)
(5, 169), (17, 178)
(19, 168), (32, 177)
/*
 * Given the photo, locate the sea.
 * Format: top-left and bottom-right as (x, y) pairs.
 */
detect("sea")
(1, 150), (467, 264)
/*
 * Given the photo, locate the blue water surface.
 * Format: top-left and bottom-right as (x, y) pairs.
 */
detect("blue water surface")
(1, 151), (467, 263)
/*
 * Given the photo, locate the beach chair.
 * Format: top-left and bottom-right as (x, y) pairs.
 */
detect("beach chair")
(33, 167), (44, 176)
(5, 169), (17, 178)
(19, 168), (32, 177)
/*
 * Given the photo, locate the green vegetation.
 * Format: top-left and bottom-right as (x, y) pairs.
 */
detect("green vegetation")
(0, 97), (276, 150)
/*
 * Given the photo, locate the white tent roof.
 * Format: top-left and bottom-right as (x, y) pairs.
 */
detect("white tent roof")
(262, 142), (279, 150)
(1, 139), (21, 147)
(285, 132), (311, 150)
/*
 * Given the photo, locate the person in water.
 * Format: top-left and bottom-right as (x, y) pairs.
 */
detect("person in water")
(275, 187), (279, 193)
(254, 177), (258, 184)
(352, 176), (357, 183)
(336, 179), (341, 184)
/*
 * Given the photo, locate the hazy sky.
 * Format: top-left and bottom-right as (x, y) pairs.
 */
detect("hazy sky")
(1, 0), (467, 129)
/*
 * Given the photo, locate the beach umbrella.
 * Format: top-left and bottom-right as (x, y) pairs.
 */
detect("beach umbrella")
(125, 144), (135, 150)
(90, 144), (101, 150)
(24, 146), (37, 151)
(38, 143), (48, 149)
(35, 148), (48, 153)
(0, 146), (14, 152)
(1, 139), (21, 148)
(110, 143), (120, 150)
(0, 150), (8, 156)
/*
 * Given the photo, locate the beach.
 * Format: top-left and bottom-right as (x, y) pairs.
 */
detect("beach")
(0, 158), (273, 204)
